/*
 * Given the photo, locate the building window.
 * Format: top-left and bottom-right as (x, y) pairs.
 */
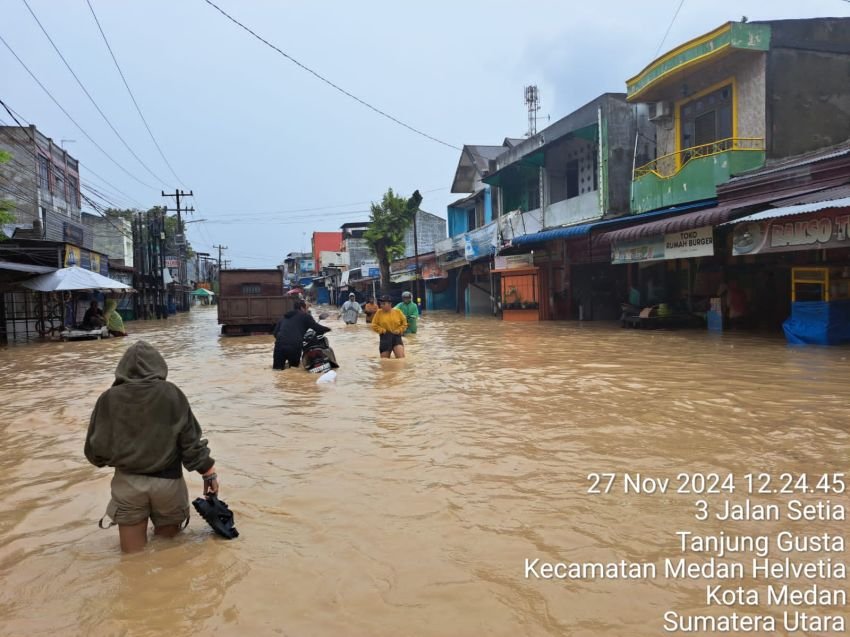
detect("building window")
(467, 208), (475, 231)
(241, 283), (261, 295)
(66, 175), (78, 206)
(38, 155), (50, 191)
(53, 165), (65, 197)
(680, 84), (733, 151)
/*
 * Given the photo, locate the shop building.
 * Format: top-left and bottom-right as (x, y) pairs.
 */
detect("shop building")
(595, 18), (850, 333)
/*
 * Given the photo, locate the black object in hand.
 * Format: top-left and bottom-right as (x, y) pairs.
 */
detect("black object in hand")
(192, 493), (239, 539)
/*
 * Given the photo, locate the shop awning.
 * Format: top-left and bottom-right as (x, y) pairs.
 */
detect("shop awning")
(511, 200), (715, 247)
(602, 199), (769, 243)
(21, 266), (134, 292)
(720, 196), (850, 226)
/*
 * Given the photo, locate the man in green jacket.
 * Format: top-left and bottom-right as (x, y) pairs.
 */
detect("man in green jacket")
(85, 341), (219, 552)
(394, 291), (419, 334)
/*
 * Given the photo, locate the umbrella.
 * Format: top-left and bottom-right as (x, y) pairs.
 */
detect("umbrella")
(190, 288), (215, 296)
(285, 287), (303, 296)
(20, 266), (134, 292)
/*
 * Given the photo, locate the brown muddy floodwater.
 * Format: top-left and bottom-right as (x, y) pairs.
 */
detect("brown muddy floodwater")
(0, 307), (848, 636)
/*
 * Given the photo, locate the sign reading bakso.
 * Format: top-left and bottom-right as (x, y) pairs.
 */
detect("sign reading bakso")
(732, 208), (850, 256)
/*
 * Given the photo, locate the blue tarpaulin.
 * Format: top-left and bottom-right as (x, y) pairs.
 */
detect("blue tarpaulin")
(783, 300), (850, 345)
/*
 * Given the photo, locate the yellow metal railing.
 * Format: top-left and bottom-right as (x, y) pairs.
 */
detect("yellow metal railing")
(634, 137), (765, 179)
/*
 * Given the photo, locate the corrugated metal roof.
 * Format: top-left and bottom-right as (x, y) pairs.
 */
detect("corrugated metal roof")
(0, 261), (55, 274)
(769, 184), (850, 207)
(720, 196), (850, 225)
(727, 141), (850, 182)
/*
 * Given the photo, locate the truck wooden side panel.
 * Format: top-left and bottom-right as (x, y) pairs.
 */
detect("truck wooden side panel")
(217, 269), (295, 334)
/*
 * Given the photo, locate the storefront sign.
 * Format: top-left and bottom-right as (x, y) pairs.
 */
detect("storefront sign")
(436, 236), (467, 269)
(664, 225), (714, 259)
(421, 262), (447, 280)
(361, 261), (380, 278)
(611, 236), (665, 264)
(165, 256), (180, 268)
(64, 244), (107, 273)
(732, 208), (850, 256)
(495, 254), (534, 269)
(464, 222), (498, 260)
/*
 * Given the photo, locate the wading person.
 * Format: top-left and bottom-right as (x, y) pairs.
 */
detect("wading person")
(103, 299), (127, 337)
(363, 297), (378, 323)
(272, 300), (331, 369)
(394, 291), (419, 334)
(371, 294), (407, 358)
(84, 340), (219, 553)
(340, 293), (362, 325)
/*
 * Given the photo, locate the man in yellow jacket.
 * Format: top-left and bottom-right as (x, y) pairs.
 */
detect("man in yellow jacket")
(370, 294), (408, 358)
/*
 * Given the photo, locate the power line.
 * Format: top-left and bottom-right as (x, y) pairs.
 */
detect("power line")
(20, 0), (169, 188)
(654, 0), (687, 59)
(0, 106), (143, 208)
(0, 33), (157, 191)
(200, 186), (448, 218)
(85, 0), (185, 186)
(201, 0), (461, 151)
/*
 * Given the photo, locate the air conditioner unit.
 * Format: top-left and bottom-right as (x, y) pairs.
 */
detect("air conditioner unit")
(648, 101), (673, 122)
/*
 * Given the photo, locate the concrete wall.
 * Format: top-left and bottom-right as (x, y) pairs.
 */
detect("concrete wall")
(604, 95), (648, 214)
(545, 191), (599, 227)
(767, 19), (850, 158)
(82, 214), (133, 266)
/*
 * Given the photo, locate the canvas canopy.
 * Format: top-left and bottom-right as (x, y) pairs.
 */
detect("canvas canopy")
(20, 266), (134, 293)
(190, 288), (215, 296)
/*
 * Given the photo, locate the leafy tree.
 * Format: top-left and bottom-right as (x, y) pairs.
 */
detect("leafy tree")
(0, 150), (16, 239)
(364, 188), (422, 290)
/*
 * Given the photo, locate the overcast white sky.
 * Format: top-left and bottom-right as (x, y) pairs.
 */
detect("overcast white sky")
(2, 0), (847, 266)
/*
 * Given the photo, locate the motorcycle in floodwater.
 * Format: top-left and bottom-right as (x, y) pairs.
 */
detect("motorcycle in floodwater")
(301, 328), (340, 373)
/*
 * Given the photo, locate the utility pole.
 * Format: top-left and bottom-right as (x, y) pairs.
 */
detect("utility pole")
(214, 244), (227, 272)
(213, 244), (227, 294)
(162, 189), (194, 311)
(412, 209), (422, 308)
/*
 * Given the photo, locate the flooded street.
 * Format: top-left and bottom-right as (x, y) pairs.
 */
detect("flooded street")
(0, 307), (848, 636)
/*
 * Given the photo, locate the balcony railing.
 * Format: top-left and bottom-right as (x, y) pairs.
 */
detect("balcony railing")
(634, 137), (765, 179)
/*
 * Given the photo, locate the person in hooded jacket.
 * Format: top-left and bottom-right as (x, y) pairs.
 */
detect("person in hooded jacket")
(272, 300), (331, 369)
(85, 340), (219, 552)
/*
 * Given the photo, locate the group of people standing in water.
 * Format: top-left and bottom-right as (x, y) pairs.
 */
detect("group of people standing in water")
(272, 291), (421, 367)
(340, 290), (419, 358)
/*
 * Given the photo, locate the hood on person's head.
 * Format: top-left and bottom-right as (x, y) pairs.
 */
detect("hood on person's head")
(114, 340), (167, 385)
(402, 291), (412, 301)
(349, 293), (355, 299)
(104, 299), (117, 313)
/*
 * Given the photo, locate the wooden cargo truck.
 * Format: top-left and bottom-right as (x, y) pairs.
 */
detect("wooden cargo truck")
(217, 268), (296, 335)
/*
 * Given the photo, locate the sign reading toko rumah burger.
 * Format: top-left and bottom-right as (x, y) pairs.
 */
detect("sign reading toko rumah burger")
(732, 208), (850, 256)
(611, 226), (714, 264)
(664, 226), (714, 259)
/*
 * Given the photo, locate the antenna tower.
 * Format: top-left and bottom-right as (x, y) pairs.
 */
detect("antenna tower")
(524, 85), (541, 137)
